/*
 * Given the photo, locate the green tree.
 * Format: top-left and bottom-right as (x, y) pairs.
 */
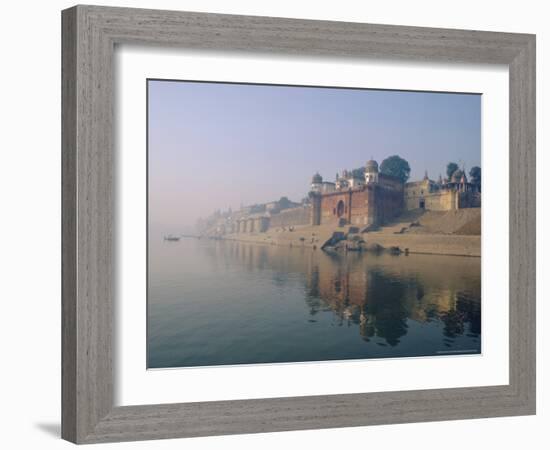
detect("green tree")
(446, 162), (459, 179)
(379, 155), (411, 183)
(469, 166), (481, 185)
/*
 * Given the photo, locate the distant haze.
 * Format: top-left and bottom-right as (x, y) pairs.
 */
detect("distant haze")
(148, 80), (480, 234)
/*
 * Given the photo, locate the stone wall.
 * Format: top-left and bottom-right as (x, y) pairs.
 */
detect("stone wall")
(372, 185), (404, 224)
(268, 206), (311, 229)
(458, 191), (481, 208)
(255, 216), (270, 232)
(319, 191), (352, 226)
(349, 188), (373, 226)
(405, 179), (481, 212)
(378, 173), (403, 191)
(405, 189), (457, 211)
(316, 184), (402, 228)
(405, 189), (481, 211)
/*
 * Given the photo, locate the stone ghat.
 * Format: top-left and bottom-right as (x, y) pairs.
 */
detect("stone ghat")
(223, 224), (480, 258)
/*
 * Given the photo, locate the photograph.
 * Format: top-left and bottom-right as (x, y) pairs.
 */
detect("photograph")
(147, 80), (482, 369)
(1, 1), (542, 447)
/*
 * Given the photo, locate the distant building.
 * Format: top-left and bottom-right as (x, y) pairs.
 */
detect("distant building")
(199, 159), (480, 236)
(404, 168), (480, 211)
(310, 159), (404, 229)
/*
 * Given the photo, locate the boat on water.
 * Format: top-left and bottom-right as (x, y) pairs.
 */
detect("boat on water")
(163, 235), (180, 241)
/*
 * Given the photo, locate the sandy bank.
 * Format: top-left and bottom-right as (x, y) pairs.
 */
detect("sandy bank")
(362, 232), (480, 257)
(223, 224), (480, 257)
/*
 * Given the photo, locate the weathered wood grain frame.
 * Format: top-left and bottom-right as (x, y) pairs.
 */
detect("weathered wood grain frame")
(61, 5), (536, 444)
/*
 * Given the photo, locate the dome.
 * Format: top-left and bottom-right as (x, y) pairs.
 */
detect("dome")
(365, 159), (379, 172)
(451, 169), (464, 183)
(311, 172), (323, 184)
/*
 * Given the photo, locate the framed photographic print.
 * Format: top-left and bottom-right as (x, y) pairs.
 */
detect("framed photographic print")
(62, 5), (536, 444)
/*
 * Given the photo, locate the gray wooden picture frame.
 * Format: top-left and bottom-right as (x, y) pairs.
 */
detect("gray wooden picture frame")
(61, 4), (536, 444)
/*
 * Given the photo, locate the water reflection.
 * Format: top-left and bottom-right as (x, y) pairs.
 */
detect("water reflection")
(304, 253), (481, 349)
(148, 238), (481, 368)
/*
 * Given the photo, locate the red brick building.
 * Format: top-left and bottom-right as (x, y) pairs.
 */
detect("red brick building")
(309, 160), (404, 229)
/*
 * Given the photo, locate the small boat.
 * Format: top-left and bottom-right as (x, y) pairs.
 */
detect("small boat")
(163, 235), (180, 242)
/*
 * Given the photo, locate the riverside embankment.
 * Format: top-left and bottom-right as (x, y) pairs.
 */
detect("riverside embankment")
(222, 209), (481, 257)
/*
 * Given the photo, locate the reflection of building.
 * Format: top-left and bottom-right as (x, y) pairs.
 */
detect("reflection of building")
(303, 249), (481, 346)
(208, 240), (481, 348)
(199, 159), (481, 237)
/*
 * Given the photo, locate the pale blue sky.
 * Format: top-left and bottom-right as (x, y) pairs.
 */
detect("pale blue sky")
(148, 80), (480, 232)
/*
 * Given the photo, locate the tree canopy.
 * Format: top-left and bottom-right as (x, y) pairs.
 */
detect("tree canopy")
(380, 155), (411, 183)
(446, 162), (459, 179)
(469, 166), (481, 185)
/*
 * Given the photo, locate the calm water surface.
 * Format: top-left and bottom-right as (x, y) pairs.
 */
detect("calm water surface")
(148, 238), (481, 368)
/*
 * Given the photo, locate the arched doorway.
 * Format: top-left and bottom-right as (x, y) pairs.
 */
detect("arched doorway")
(336, 200), (345, 217)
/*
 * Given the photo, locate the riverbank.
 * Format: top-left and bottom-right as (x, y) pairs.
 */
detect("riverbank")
(355, 232), (480, 257)
(219, 209), (482, 257)
(223, 224), (480, 257)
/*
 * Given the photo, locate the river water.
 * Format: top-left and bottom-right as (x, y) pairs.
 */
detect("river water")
(148, 238), (481, 368)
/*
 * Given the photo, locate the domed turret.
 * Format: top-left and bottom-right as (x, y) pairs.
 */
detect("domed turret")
(310, 172), (323, 193)
(364, 159), (379, 184)
(365, 159), (379, 173)
(311, 172), (323, 184)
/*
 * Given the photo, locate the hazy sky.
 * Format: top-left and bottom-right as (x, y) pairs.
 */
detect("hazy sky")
(148, 80), (480, 232)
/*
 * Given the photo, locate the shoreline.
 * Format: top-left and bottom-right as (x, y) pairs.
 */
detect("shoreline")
(220, 226), (480, 258)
